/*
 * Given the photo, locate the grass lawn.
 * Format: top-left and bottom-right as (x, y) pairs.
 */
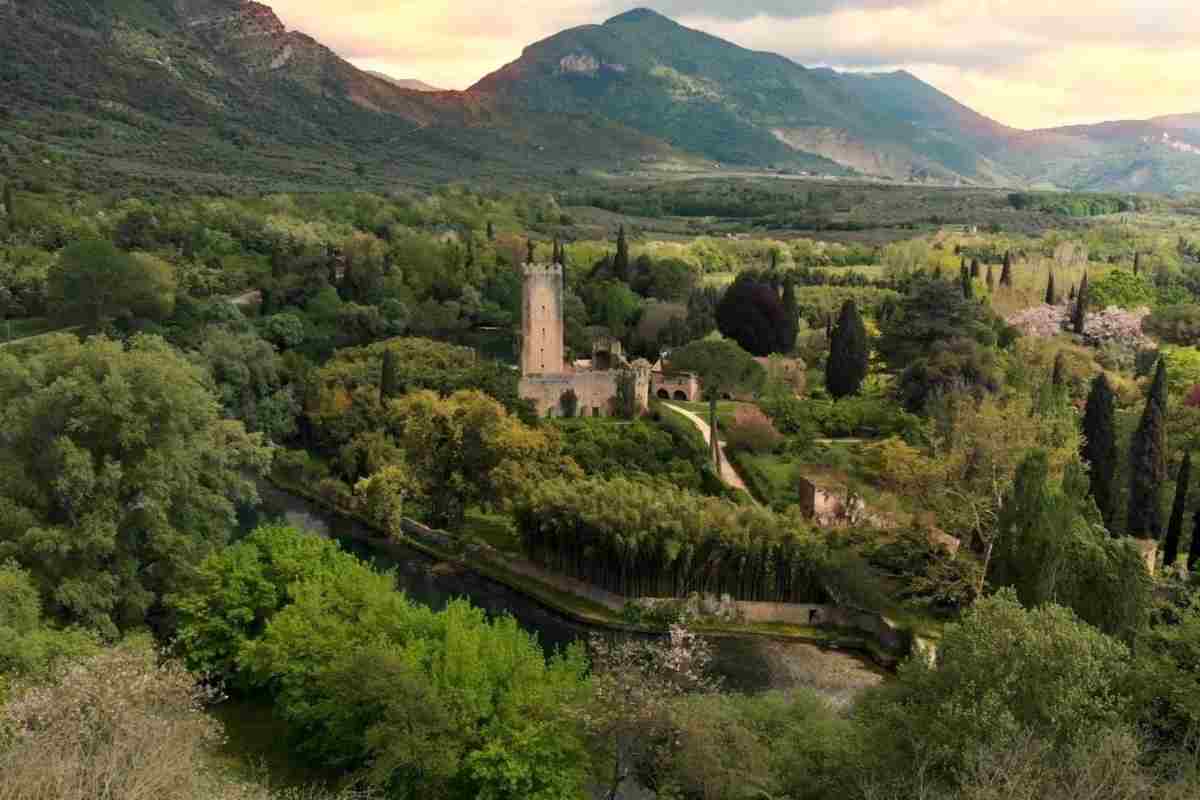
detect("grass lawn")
(670, 399), (745, 431)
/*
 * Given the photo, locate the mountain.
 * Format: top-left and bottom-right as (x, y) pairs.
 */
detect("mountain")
(2, 1), (1198, 194)
(364, 72), (446, 92)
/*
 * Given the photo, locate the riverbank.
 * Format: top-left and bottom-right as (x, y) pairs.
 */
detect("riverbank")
(263, 473), (907, 668)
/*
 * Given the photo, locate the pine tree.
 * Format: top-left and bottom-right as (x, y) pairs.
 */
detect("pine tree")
(986, 263), (995, 292)
(1127, 359), (1169, 539)
(1082, 373), (1118, 527)
(1000, 251), (1013, 287)
(825, 299), (869, 399)
(781, 279), (798, 354)
(1189, 508), (1200, 571)
(1045, 272), (1057, 305)
(614, 225), (630, 282)
(380, 348), (402, 403)
(1164, 452), (1191, 567)
(970, 258), (980, 279)
(1051, 352), (1066, 388)
(486, 220), (495, 241)
(1072, 272), (1090, 335)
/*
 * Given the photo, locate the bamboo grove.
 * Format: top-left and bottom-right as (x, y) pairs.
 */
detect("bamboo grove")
(513, 476), (830, 602)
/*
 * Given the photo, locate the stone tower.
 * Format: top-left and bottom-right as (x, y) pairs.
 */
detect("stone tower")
(520, 263), (564, 376)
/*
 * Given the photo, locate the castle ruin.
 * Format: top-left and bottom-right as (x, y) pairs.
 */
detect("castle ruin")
(518, 262), (652, 418)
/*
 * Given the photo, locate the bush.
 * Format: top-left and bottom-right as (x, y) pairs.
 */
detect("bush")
(0, 643), (220, 800)
(898, 338), (1002, 413)
(1088, 270), (1156, 309)
(1144, 304), (1200, 345)
(762, 394), (922, 440)
(724, 406), (784, 453)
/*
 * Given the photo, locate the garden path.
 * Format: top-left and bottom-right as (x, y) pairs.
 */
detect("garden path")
(663, 403), (752, 496)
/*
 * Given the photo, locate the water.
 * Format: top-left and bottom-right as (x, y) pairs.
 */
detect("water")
(246, 481), (884, 695)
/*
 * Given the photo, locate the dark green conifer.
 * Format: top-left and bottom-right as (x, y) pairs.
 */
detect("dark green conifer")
(1045, 272), (1057, 305)
(825, 299), (869, 399)
(1164, 452), (1191, 566)
(1, 183), (13, 224)
(1127, 359), (1169, 539)
(614, 225), (630, 282)
(1082, 373), (1118, 527)
(782, 279), (798, 354)
(770, 249), (778, 270)
(380, 348), (402, 403)
(1134, 251), (1141, 274)
(1189, 508), (1200, 571)
(465, 235), (475, 268)
(486, 220), (495, 241)
(986, 263), (995, 292)
(526, 237), (536, 264)
(970, 258), (980, 279)
(1072, 272), (1090, 335)
(1000, 251), (1013, 287)
(1051, 352), (1066, 388)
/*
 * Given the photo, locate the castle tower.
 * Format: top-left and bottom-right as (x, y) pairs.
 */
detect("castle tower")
(520, 263), (564, 376)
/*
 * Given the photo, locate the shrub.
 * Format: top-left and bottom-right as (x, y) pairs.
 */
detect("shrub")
(898, 338), (1002, 413)
(1088, 270), (1155, 309)
(724, 406), (784, 453)
(761, 395), (921, 440)
(0, 643), (220, 800)
(1144, 304), (1200, 345)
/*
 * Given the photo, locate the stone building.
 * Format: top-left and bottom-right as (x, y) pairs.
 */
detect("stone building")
(518, 263), (651, 417)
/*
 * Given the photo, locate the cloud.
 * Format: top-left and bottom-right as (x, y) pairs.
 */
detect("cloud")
(262, 0), (1200, 128)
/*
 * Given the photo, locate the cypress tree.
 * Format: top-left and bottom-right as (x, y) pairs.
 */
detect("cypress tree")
(1068, 284), (1076, 301)
(1, 183), (13, 223)
(1000, 251), (1013, 287)
(1072, 272), (1090, 335)
(970, 258), (980, 279)
(526, 237), (536, 264)
(826, 299), (869, 399)
(782, 279), (799, 354)
(770, 249), (778, 271)
(1127, 359), (1169, 539)
(380, 348), (402, 403)
(1133, 251), (1141, 274)
(1164, 452), (1191, 567)
(1189, 507), (1200, 571)
(1045, 272), (1056, 305)
(486, 220), (495, 241)
(1082, 373), (1118, 527)
(960, 262), (972, 299)
(614, 225), (630, 282)
(1051, 352), (1066, 388)
(986, 263), (995, 292)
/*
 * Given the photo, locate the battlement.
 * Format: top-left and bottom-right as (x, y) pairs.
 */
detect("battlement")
(522, 262), (563, 276)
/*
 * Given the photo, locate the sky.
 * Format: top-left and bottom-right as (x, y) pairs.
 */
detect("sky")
(264, 1), (1200, 130)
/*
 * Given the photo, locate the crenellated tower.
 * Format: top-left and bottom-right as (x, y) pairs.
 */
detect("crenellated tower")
(520, 262), (564, 376)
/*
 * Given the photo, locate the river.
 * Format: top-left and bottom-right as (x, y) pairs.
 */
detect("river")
(245, 481), (885, 698)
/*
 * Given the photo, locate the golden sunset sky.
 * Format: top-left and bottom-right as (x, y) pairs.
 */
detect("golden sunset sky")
(264, 0), (1200, 130)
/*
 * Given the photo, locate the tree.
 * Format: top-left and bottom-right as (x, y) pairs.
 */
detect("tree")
(1164, 452), (1191, 567)
(716, 277), (789, 357)
(1045, 271), (1057, 305)
(0, 334), (271, 635)
(1191, 507), (1200, 571)
(1000, 250), (1013, 287)
(1128, 359), (1169, 539)
(986, 262), (995, 293)
(1081, 373), (1119, 527)
(47, 241), (176, 330)
(1051, 351), (1066, 388)
(380, 347), (402, 403)
(826, 299), (869, 399)
(970, 258), (980, 279)
(877, 277), (999, 370)
(581, 627), (719, 800)
(1073, 272), (1090, 334)
(2, 182), (13, 225)
(487, 220), (495, 241)
(526, 237), (536, 265)
(613, 225), (630, 283)
(668, 339), (765, 469)
(1134, 251), (1141, 274)
(781, 279), (799, 353)
(960, 261), (973, 300)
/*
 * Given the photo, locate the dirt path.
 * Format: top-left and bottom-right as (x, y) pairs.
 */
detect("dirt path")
(663, 403), (751, 495)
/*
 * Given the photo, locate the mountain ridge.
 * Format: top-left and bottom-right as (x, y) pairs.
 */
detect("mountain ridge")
(3, 1), (1200, 193)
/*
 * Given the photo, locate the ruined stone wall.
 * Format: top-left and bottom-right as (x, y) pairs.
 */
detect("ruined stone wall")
(519, 263), (564, 376)
(519, 368), (650, 418)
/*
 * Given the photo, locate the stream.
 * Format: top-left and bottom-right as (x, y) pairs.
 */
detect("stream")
(244, 480), (886, 698)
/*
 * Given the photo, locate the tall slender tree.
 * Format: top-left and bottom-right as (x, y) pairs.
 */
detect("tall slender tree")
(1134, 251), (1141, 275)
(1000, 251), (1014, 287)
(1045, 272), (1057, 305)
(1128, 359), (1169, 539)
(986, 263), (995, 293)
(970, 258), (981, 279)
(1, 182), (13, 224)
(1164, 452), (1191, 567)
(781, 279), (799, 354)
(960, 262), (973, 299)
(1190, 508), (1200, 571)
(1082, 374), (1119, 528)
(486, 220), (495, 241)
(614, 225), (630, 283)
(380, 348), (402, 403)
(1051, 352), (1066, 388)
(826, 299), (869, 399)
(1072, 272), (1090, 335)
(526, 237), (536, 265)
